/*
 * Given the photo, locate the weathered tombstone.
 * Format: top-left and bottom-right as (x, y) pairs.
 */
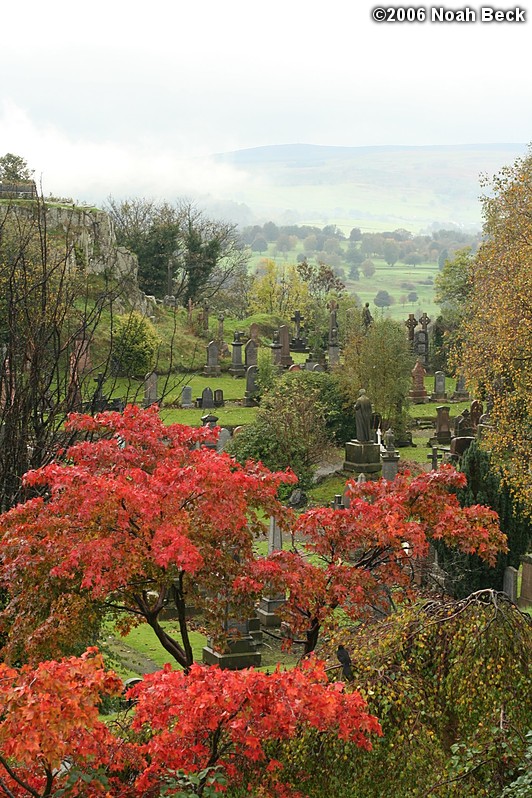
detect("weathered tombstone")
(203, 340), (221, 377)
(244, 338), (259, 368)
(435, 405), (452, 445)
(518, 555), (532, 608)
(290, 310), (308, 352)
(328, 327), (340, 367)
(432, 371), (447, 401)
(244, 365), (259, 407)
(452, 374), (470, 401)
(405, 313), (418, 348)
(343, 389), (382, 479)
(203, 612), (261, 669)
(201, 387), (214, 409)
(279, 325), (293, 367)
(232, 425), (244, 437)
(454, 408), (474, 438)
(181, 385), (194, 408)
(288, 364), (301, 372)
(229, 331), (246, 378)
(270, 330), (282, 366)
(216, 428), (232, 452)
(304, 352), (319, 371)
(381, 428), (400, 481)
(213, 389), (224, 407)
(312, 363), (325, 372)
(503, 566), (519, 603)
(249, 322), (260, 343)
(143, 371), (158, 408)
(257, 516), (285, 627)
(409, 358), (428, 403)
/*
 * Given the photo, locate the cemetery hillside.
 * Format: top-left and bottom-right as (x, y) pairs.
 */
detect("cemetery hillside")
(0, 151), (530, 798)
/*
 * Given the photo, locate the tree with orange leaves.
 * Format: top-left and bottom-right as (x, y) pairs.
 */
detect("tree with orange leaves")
(0, 405), (295, 669)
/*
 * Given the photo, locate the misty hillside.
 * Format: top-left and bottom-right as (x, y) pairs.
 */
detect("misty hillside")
(213, 143), (528, 232)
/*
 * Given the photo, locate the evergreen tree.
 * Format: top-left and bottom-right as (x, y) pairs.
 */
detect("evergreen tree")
(435, 441), (531, 597)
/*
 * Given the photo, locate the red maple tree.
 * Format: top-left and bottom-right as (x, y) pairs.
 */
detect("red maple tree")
(242, 466), (507, 654)
(0, 405), (295, 669)
(0, 648), (136, 798)
(129, 657), (381, 797)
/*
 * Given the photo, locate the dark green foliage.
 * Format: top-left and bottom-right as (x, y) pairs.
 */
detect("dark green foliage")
(435, 441), (532, 597)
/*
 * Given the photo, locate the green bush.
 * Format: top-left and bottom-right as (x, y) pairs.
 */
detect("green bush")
(111, 312), (161, 377)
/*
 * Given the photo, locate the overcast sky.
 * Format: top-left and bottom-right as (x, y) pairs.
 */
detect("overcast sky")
(1, 0), (530, 204)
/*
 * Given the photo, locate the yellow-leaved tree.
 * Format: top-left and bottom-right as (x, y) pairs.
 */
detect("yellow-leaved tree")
(460, 149), (532, 513)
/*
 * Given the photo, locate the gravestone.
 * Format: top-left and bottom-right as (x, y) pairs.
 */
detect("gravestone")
(143, 371), (158, 408)
(249, 322), (260, 343)
(180, 385), (194, 408)
(203, 613), (261, 669)
(312, 363), (325, 372)
(328, 327), (340, 367)
(201, 387), (214, 409)
(213, 389), (224, 407)
(518, 555), (532, 608)
(381, 428), (400, 481)
(290, 310), (308, 352)
(452, 374), (470, 401)
(503, 566), (519, 603)
(304, 352), (319, 371)
(257, 516), (286, 627)
(229, 331), (246, 377)
(432, 371), (447, 401)
(203, 340), (221, 377)
(216, 428), (232, 452)
(244, 338), (259, 367)
(435, 406), (452, 445)
(244, 365), (259, 407)
(279, 325), (293, 367)
(405, 313), (418, 348)
(343, 389), (382, 479)
(409, 358), (428, 403)
(288, 364), (301, 372)
(270, 330), (282, 366)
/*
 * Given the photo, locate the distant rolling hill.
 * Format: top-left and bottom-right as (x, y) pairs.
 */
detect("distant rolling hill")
(213, 142), (528, 232)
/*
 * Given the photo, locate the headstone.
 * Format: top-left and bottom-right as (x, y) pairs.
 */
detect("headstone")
(344, 390), (382, 479)
(203, 340), (221, 377)
(304, 352), (319, 371)
(312, 363), (325, 372)
(518, 555), (532, 608)
(213, 389), (224, 407)
(249, 322), (260, 343)
(452, 374), (470, 401)
(381, 428), (400, 481)
(290, 310), (308, 352)
(454, 409), (474, 438)
(270, 330), (282, 366)
(328, 327), (340, 367)
(216, 428), (232, 452)
(409, 358), (428, 403)
(244, 338), (259, 368)
(181, 385), (194, 408)
(201, 387), (214, 409)
(288, 364), (301, 372)
(143, 371), (158, 408)
(279, 325), (293, 367)
(405, 313), (418, 347)
(435, 406), (452, 445)
(432, 371), (447, 401)
(256, 516), (286, 627)
(229, 331), (246, 377)
(244, 365), (259, 407)
(503, 566), (519, 603)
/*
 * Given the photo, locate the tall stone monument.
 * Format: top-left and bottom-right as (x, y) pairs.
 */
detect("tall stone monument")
(343, 389), (382, 479)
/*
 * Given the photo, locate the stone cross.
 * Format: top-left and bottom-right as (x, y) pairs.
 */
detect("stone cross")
(291, 310), (304, 339)
(419, 312), (431, 333)
(405, 313), (418, 342)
